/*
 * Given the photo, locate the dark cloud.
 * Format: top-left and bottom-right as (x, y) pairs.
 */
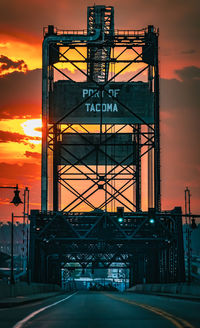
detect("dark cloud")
(0, 0), (84, 42)
(0, 0), (199, 56)
(0, 130), (41, 144)
(160, 66), (200, 153)
(181, 49), (196, 55)
(160, 67), (200, 211)
(0, 69), (41, 119)
(0, 55), (27, 73)
(160, 69), (200, 111)
(175, 66), (200, 81)
(25, 151), (40, 159)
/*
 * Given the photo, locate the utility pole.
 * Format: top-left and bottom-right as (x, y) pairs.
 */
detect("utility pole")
(185, 186), (191, 283)
(10, 213), (15, 284)
(23, 187), (30, 284)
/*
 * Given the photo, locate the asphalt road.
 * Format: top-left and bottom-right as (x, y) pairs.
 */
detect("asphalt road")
(0, 291), (199, 328)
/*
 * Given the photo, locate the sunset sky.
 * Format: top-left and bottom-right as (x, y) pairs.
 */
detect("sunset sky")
(0, 0), (199, 221)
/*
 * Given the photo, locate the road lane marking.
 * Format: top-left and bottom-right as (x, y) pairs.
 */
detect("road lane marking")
(105, 293), (195, 328)
(12, 291), (78, 328)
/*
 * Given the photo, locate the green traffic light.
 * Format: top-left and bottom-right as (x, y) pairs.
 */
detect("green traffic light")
(118, 217), (124, 223)
(149, 218), (155, 224)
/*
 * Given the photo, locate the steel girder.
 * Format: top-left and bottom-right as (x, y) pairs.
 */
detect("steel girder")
(29, 207), (185, 284)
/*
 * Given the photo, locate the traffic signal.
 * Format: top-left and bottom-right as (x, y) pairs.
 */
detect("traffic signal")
(148, 208), (155, 224)
(117, 207), (124, 223)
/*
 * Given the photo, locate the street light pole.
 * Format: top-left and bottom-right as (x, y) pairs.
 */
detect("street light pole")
(10, 213), (15, 284)
(0, 184), (22, 285)
(26, 224), (30, 284)
(22, 187), (30, 284)
(185, 186), (191, 283)
(0, 185), (23, 284)
(0, 184), (23, 206)
(9, 186), (30, 285)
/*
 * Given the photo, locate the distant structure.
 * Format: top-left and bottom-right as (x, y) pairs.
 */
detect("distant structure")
(30, 5), (185, 286)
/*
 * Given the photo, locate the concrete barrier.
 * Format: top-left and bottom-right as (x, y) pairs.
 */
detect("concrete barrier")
(136, 284), (143, 291)
(0, 282), (61, 299)
(160, 284), (166, 293)
(145, 284), (153, 292)
(181, 285), (200, 296)
(167, 284), (178, 294)
(127, 283), (200, 296)
(151, 284), (161, 292)
(128, 283), (200, 297)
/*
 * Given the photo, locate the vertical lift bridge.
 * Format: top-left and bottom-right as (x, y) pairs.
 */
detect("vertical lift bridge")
(30, 5), (185, 286)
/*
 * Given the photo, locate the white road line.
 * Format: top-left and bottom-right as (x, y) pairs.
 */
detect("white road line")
(13, 291), (78, 328)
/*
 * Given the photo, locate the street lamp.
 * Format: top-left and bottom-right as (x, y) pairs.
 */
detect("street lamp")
(0, 184), (23, 206)
(10, 185), (23, 206)
(10, 187), (30, 285)
(0, 184), (23, 284)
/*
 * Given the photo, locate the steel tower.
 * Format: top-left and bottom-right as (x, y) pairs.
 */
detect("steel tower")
(30, 5), (185, 286)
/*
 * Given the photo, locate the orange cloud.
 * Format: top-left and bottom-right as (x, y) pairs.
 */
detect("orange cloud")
(0, 55), (27, 75)
(0, 130), (40, 144)
(25, 151), (40, 159)
(0, 119), (41, 165)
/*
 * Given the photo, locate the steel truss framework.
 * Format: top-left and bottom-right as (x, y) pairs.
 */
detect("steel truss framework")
(42, 10), (160, 213)
(30, 208), (185, 285)
(31, 6), (185, 285)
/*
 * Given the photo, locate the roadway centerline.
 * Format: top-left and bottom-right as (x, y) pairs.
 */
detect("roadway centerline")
(104, 293), (195, 328)
(12, 291), (78, 328)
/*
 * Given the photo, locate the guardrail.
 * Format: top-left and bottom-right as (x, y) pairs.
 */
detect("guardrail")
(128, 283), (200, 296)
(0, 282), (61, 298)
